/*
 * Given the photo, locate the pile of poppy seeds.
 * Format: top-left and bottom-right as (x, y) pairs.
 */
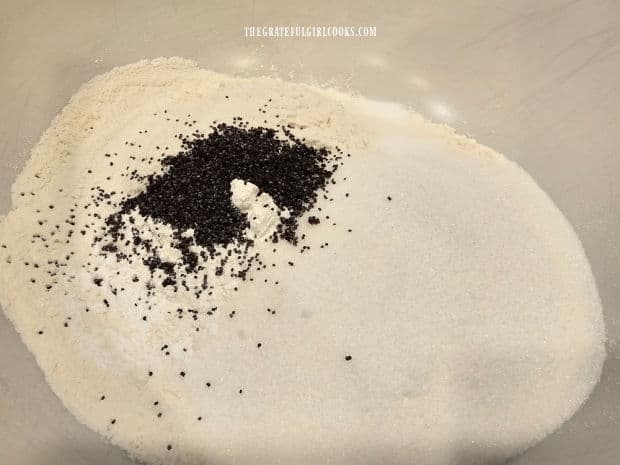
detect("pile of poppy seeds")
(96, 119), (344, 295)
(11, 102), (356, 326)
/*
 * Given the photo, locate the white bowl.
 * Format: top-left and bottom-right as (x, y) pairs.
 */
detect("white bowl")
(1, 1), (618, 464)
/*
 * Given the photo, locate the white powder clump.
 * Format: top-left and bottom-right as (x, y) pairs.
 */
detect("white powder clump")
(0, 58), (606, 465)
(230, 179), (284, 239)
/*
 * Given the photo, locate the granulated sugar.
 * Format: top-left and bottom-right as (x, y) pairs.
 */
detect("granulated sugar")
(0, 58), (606, 465)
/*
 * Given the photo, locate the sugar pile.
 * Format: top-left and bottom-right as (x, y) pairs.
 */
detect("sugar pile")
(0, 58), (606, 465)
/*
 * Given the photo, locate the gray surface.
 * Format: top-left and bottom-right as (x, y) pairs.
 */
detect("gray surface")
(1, 1), (618, 464)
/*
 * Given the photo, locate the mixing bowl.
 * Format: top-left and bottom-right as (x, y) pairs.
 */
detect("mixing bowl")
(1, 1), (618, 464)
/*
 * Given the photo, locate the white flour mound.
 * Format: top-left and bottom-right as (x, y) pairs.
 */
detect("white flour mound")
(0, 58), (606, 465)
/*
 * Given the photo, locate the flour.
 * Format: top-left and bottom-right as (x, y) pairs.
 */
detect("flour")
(0, 58), (606, 465)
(229, 179), (284, 239)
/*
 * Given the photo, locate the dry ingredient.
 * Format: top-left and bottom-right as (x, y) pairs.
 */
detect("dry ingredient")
(100, 121), (343, 294)
(0, 58), (606, 465)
